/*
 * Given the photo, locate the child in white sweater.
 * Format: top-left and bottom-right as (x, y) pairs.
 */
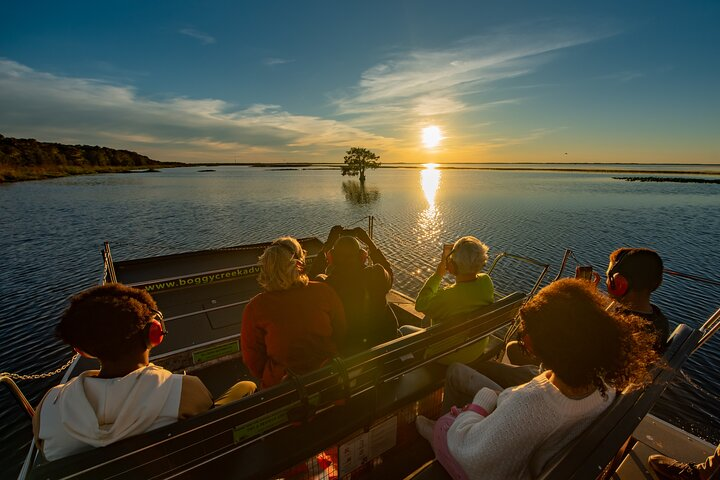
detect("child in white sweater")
(417, 278), (659, 480)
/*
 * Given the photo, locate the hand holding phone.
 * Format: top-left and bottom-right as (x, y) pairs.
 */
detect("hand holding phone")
(575, 266), (600, 287)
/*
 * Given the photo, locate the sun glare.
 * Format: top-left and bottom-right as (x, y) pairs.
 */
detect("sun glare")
(422, 125), (443, 149)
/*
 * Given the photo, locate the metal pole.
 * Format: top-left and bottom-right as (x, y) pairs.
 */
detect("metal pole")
(0, 376), (35, 419)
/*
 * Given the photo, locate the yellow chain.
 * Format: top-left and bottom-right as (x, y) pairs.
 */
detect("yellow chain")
(0, 353), (79, 381)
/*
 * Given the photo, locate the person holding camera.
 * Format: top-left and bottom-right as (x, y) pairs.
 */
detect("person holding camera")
(409, 236), (494, 364)
(308, 225), (398, 356)
(415, 236), (494, 323)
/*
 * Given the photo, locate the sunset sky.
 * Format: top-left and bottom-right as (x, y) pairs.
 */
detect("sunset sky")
(1, 1), (718, 164)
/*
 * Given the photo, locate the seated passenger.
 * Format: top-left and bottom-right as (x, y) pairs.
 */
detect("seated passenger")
(606, 247), (669, 352)
(494, 247), (669, 387)
(412, 236), (494, 363)
(33, 283), (256, 461)
(308, 225), (397, 355)
(241, 237), (346, 388)
(415, 279), (659, 480)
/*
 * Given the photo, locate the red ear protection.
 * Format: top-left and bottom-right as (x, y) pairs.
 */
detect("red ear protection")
(607, 250), (631, 298)
(607, 273), (629, 297)
(144, 310), (167, 349)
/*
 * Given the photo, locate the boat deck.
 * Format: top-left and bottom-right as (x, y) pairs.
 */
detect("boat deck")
(616, 415), (716, 479)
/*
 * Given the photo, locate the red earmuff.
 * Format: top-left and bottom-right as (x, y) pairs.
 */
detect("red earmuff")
(144, 310), (167, 349)
(607, 273), (629, 298)
(144, 319), (165, 348)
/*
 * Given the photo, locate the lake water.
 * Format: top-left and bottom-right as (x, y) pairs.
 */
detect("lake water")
(1, 165), (719, 475)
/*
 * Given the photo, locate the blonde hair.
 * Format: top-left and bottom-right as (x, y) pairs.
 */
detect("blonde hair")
(257, 237), (309, 291)
(450, 236), (489, 275)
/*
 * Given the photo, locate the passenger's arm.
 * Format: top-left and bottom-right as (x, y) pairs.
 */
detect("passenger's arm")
(352, 227), (394, 287)
(446, 388), (541, 477)
(178, 376), (213, 419)
(307, 225), (344, 278)
(240, 301), (267, 380)
(415, 272), (443, 313)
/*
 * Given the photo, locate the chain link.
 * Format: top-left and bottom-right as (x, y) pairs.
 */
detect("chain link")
(1, 353), (79, 381)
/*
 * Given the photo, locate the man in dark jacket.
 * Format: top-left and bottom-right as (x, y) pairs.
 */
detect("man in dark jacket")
(309, 225), (398, 355)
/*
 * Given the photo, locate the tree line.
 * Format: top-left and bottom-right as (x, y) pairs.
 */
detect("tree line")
(0, 134), (163, 168)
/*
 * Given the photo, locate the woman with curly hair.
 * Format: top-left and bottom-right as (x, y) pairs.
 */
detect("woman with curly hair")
(416, 278), (659, 480)
(241, 237), (346, 388)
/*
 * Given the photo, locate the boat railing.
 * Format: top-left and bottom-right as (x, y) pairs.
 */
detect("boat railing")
(485, 252), (551, 299)
(695, 306), (720, 354)
(27, 292), (526, 480)
(101, 242), (117, 284)
(0, 375), (35, 419)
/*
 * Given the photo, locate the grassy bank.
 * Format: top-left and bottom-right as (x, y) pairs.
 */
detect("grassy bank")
(0, 164), (178, 183)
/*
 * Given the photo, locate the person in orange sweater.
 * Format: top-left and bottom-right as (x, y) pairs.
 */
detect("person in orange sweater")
(241, 237), (347, 388)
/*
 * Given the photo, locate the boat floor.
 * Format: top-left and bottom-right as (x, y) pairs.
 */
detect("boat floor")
(616, 414), (716, 479)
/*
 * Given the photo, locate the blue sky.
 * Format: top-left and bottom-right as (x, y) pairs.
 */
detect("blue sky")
(1, 1), (718, 164)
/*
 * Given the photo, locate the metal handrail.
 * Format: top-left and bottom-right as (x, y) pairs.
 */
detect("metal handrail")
(693, 307), (720, 354)
(102, 242), (118, 284)
(0, 375), (34, 419)
(486, 251), (551, 299)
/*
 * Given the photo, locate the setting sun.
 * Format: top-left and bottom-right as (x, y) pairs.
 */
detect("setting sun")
(422, 125), (443, 149)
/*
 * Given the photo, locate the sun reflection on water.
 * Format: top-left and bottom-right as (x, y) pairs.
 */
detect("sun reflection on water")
(421, 163), (440, 207)
(416, 164), (443, 258)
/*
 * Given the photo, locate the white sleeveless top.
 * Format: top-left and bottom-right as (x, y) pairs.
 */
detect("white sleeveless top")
(38, 364), (183, 461)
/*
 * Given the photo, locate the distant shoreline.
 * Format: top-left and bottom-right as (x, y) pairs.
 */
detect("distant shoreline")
(201, 162), (720, 176)
(4, 162), (719, 184)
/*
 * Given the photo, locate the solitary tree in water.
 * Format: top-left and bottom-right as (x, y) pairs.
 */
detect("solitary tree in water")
(341, 147), (380, 183)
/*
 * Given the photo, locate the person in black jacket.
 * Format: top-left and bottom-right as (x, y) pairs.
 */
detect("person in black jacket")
(309, 225), (398, 355)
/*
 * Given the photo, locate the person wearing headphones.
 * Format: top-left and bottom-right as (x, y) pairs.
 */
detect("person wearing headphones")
(411, 236), (494, 363)
(308, 225), (397, 355)
(415, 236), (494, 322)
(33, 283), (256, 461)
(475, 247), (670, 390)
(241, 237), (346, 388)
(606, 247), (669, 352)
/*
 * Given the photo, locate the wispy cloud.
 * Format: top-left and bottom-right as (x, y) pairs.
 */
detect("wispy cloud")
(335, 22), (615, 146)
(179, 28), (216, 45)
(263, 57), (294, 66)
(597, 70), (643, 83)
(0, 59), (392, 163)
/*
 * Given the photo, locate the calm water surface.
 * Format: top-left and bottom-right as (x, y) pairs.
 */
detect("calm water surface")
(1, 165), (719, 475)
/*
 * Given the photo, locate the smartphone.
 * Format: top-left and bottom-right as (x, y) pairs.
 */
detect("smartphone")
(575, 266), (594, 281)
(442, 243), (454, 259)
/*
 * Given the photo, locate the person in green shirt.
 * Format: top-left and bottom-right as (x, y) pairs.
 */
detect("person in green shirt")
(412, 236), (495, 363)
